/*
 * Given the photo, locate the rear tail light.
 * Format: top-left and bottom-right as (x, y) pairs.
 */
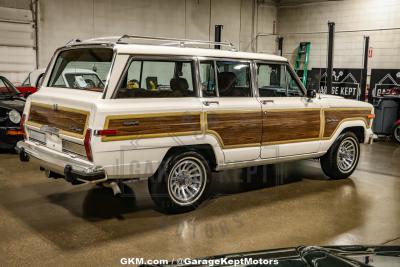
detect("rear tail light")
(20, 114), (26, 139)
(94, 129), (119, 136)
(84, 129), (93, 162)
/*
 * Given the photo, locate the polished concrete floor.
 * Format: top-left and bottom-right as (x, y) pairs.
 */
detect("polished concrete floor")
(0, 142), (399, 266)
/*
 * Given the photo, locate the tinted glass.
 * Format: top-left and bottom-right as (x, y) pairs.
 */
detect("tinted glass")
(199, 61), (217, 97)
(216, 61), (252, 97)
(116, 59), (196, 98)
(48, 48), (113, 92)
(257, 63), (304, 97)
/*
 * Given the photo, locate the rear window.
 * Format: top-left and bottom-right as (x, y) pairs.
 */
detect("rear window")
(47, 48), (113, 92)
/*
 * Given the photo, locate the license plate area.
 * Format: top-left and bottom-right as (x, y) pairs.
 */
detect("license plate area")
(45, 133), (62, 152)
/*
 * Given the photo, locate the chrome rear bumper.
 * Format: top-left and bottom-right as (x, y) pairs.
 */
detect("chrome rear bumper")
(16, 140), (106, 184)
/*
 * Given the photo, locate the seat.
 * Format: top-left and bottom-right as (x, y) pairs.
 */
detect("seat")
(217, 72), (237, 96)
(170, 77), (192, 96)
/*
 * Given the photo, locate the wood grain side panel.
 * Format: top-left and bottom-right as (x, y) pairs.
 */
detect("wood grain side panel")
(324, 109), (371, 138)
(207, 111), (262, 146)
(105, 113), (202, 139)
(262, 109), (321, 144)
(28, 103), (87, 136)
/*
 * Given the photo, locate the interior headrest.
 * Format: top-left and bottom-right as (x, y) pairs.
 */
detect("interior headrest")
(170, 77), (189, 91)
(217, 72), (237, 93)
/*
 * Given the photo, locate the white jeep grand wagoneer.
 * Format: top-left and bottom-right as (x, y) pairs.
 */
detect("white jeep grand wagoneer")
(17, 36), (375, 213)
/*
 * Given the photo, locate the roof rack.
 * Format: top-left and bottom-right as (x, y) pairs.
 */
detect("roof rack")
(66, 35), (237, 51)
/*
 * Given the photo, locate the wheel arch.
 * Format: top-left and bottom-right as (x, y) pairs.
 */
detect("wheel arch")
(341, 126), (365, 143)
(164, 144), (219, 171)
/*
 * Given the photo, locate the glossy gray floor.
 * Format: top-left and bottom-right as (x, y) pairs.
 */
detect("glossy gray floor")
(0, 142), (399, 266)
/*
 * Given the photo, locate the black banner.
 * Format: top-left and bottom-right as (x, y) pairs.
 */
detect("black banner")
(370, 69), (400, 97)
(308, 68), (362, 100)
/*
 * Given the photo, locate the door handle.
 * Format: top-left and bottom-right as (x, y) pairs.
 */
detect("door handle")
(202, 100), (219, 106)
(261, 99), (274, 104)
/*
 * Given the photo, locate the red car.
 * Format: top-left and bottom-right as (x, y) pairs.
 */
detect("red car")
(15, 68), (45, 97)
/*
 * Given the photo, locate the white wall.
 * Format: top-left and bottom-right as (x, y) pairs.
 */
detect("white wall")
(37, 0), (276, 69)
(278, 0), (400, 73)
(0, 6), (35, 83)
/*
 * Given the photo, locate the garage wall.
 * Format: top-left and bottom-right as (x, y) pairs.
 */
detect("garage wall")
(38, 0), (277, 68)
(0, 6), (35, 83)
(278, 0), (400, 72)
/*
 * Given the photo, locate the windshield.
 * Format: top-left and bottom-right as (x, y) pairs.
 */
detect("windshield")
(47, 47), (113, 92)
(0, 77), (18, 96)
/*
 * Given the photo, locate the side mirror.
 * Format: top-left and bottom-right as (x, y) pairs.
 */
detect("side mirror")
(306, 89), (317, 99)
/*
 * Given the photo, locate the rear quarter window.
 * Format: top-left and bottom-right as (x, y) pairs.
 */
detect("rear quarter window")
(47, 48), (113, 92)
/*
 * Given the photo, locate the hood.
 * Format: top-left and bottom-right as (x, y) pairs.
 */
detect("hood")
(317, 93), (345, 99)
(0, 98), (26, 113)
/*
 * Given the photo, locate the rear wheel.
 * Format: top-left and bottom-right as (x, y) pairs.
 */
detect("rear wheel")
(148, 151), (211, 214)
(393, 124), (400, 144)
(320, 132), (360, 180)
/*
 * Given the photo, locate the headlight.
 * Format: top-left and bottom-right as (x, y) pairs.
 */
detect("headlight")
(8, 109), (21, 124)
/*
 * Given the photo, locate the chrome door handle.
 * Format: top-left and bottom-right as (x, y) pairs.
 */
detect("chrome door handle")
(203, 100), (219, 106)
(261, 99), (274, 104)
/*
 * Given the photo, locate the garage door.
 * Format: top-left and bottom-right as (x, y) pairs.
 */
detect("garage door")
(0, 6), (35, 84)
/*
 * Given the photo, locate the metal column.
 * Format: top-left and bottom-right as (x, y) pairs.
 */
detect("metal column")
(362, 36), (371, 103)
(326, 22), (335, 94)
(214, 25), (223, 49)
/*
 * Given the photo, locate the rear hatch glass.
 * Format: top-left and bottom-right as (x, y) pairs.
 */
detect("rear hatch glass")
(47, 47), (113, 92)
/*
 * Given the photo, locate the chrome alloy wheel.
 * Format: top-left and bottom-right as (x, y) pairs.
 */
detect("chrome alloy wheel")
(394, 125), (400, 143)
(337, 137), (359, 173)
(167, 157), (207, 206)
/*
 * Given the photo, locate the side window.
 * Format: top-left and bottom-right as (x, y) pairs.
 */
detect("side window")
(199, 61), (217, 97)
(257, 64), (287, 97)
(216, 61), (252, 97)
(285, 68), (304, 97)
(116, 59), (196, 98)
(257, 63), (304, 97)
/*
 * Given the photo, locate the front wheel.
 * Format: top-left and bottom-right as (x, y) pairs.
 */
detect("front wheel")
(320, 132), (360, 180)
(393, 124), (400, 144)
(148, 151), (211, 214)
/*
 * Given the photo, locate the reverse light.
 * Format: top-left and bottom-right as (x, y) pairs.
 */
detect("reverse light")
(84, 129), (93, 162)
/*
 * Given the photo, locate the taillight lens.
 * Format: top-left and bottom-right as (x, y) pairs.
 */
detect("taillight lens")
(20, 114), (26, 139)
(94, 129), (118, 136)
(84, 128), (93, 161)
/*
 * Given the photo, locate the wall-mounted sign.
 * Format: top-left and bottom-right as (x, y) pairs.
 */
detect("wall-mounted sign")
(308, 68), (362, 100)
(370, 69), (400, 97)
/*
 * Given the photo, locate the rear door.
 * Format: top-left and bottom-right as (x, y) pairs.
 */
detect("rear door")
(256, 62), (322, 158)
(199, 59), (262, 163)
(25, 47), (114, 159)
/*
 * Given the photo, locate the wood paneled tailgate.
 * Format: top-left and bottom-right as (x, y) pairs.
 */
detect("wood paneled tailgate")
(262, 109), (321, 144)
(103, 112), (202, 141)
(27, 103), (89, 138)
(206, 111), (262, 148)
(323, 108), (372, 138)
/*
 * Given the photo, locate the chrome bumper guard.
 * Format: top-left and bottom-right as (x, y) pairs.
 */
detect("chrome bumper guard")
(16, 141), (106, 184)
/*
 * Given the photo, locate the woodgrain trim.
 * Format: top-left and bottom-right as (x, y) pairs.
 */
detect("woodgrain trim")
(100, 107), (373, 148)
(102, 112), (203, 142)
(26, 102), (89, 139)
(206, 110), (262, 148)
(322, 108), (372, 139)
(261, 108), (321, 145)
